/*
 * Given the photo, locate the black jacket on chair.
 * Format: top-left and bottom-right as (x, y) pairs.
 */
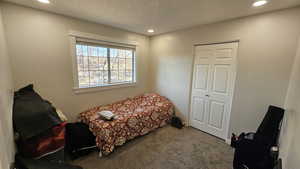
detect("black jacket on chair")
(232, 105), (284, 169)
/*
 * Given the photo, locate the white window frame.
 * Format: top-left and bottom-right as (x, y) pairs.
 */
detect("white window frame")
(69, 31), (138, 94)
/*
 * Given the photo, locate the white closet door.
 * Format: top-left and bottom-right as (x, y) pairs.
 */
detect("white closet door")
(190, 42), (238, 140)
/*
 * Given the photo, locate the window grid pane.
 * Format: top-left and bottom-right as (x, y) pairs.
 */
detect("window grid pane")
(76, 43), (135, 88)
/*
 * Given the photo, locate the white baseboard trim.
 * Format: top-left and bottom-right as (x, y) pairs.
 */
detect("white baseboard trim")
(225, 138), (231, 145)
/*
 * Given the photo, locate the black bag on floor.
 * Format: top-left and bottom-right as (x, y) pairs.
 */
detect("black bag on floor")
(65, 123), (97, 159)
(171, 116), (184, 129)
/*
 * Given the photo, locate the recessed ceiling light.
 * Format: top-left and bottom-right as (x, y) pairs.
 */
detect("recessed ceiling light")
(38, 0), (50, 4)
(147, 29), (154, 33)
(253, 0), (268, 7)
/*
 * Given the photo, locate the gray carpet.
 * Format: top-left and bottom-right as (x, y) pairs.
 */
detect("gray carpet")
(72, 126), (234, 169)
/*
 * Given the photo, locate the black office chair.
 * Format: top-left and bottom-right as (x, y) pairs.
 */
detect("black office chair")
(231, 105), (285, 169)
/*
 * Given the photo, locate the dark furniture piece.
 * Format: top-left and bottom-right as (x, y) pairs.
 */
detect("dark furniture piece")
(39, 148), (65, 163)
(14, 85), (66, 159)
(65, 123), (97, 159)
(232, 105), (285, 169)
(274, 159), (282, 169)
(15, 155), (83, 169)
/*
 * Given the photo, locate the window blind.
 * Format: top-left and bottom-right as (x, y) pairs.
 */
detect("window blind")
(76, 40), (136, 88)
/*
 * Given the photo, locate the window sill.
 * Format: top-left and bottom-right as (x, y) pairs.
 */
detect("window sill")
(73, 82), (137, 94)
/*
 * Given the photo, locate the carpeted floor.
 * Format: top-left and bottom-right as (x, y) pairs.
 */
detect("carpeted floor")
(72, 126), (234, 169)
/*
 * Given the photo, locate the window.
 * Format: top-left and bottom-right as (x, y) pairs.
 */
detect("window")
(70, 31), (137, 92)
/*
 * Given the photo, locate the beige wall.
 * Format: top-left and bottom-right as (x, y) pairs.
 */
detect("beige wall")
(1, 2), (150, 121)
(0, 4), (15, 169)
(2, 2), (300, 168)
(150, 7), (300, 138)
(281, 38), (300, 169)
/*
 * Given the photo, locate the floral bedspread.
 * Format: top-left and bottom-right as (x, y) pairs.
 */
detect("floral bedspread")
(79, 93), (174, 155)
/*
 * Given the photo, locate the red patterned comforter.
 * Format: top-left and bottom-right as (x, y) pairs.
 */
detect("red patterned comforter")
(79, 93), (174, 155)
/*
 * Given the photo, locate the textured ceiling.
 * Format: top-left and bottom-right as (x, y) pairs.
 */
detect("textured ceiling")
(4, 0), (300, 35)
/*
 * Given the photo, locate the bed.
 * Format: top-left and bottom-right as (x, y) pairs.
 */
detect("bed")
(79, 93), (174, 155)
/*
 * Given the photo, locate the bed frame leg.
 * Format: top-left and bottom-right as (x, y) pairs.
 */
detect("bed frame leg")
(98, 150), (103, 158)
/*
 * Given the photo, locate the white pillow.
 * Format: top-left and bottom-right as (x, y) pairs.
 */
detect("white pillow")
(98, 111), (115, 120)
